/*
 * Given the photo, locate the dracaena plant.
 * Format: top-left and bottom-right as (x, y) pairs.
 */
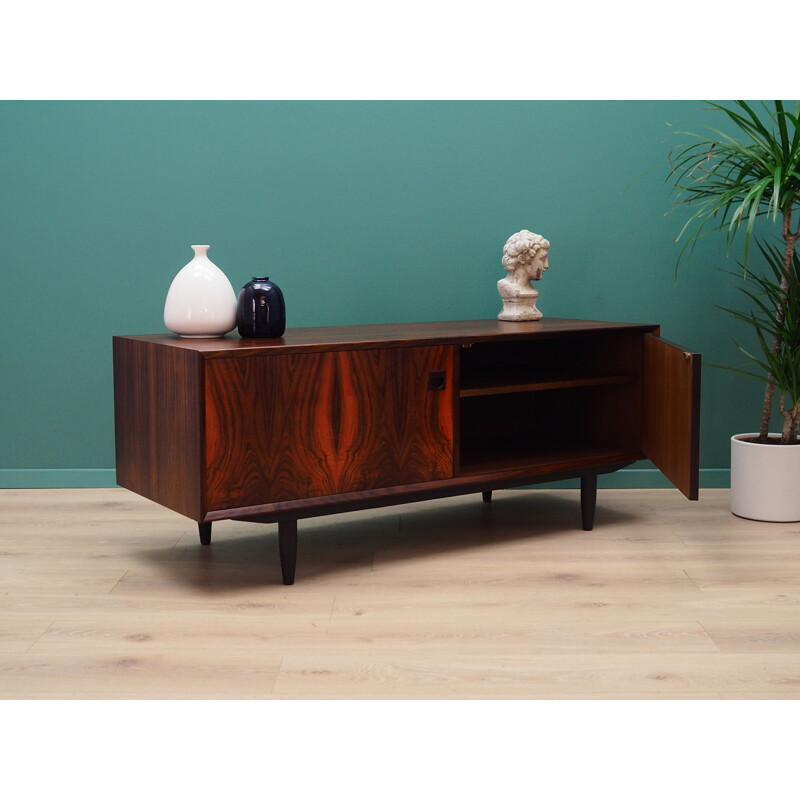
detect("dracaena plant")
(720, 240), (800, 443)
(668, 100), (800, 443)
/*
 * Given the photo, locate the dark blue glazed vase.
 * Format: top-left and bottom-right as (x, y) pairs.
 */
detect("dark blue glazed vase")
(236, 277), (286, 338)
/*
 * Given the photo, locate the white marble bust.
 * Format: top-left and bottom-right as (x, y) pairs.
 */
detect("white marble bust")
(497, 230), (550, 321)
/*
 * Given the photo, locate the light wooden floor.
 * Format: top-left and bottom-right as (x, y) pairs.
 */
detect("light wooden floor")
(1, 487), (799, 699)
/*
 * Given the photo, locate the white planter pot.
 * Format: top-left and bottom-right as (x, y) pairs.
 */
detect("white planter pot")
(730, 433), (800, 522)
(164, 245), (237, 337)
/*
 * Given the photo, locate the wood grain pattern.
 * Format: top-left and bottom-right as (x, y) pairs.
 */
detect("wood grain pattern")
(118, 318), (659, 357)
(113, 337), (204, 519)
(642, 334), (701, 500)
(204, 345), (455, 511)
(3, 488), (800, 699)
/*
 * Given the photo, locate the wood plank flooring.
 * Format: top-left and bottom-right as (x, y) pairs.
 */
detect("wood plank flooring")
(1, 487), (799, 699)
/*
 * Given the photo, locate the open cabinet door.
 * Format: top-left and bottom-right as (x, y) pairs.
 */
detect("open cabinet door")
(642, 334), (701, 500)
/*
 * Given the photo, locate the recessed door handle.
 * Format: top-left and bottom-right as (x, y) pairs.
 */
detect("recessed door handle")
(428, 370), (447, 391)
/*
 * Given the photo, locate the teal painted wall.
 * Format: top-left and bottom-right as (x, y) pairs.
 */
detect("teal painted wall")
(0, 101), (772, 487)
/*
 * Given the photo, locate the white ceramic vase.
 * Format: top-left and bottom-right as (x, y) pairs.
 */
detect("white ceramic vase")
(730, 433), (800, 522)
(164, 245), (237, 337)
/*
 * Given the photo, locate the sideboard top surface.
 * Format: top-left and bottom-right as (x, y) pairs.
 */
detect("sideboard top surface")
(115, 318), (660, 357)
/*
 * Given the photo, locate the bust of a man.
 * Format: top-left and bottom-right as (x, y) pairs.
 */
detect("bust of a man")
(497, 230), (550, 321)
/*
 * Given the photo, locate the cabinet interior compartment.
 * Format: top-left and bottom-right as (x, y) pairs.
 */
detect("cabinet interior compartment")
(457, 332), (645, 476)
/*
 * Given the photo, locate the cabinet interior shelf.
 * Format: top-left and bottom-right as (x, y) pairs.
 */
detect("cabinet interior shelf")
(459, 370), (635, 398)
(458, 434), (642, 477)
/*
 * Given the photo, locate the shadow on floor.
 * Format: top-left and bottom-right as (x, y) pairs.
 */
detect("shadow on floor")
(138, 490), (639, 592)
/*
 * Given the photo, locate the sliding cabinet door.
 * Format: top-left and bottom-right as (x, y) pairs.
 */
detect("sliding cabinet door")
(204, 345), (455, 511)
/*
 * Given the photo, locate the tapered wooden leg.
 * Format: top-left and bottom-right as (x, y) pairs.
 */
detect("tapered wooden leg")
(581, 473), (598, 531)
(278, 519), (298, 585)
(482, 491), (493, 503)
(198, 521), (212, 546)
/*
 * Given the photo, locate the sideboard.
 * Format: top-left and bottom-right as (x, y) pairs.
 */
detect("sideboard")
(113, 318), (701, 584)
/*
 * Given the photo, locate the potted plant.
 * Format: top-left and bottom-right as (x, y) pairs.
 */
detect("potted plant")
(668, 100), (800, 521)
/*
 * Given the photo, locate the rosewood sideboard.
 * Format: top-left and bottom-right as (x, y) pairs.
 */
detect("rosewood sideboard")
(113, 318), (701, 584)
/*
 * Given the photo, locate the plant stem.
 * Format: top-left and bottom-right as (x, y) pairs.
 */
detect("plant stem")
(779, 392), (800, 443)
(758, 210), (798, 442)
(759, 384), (775, 442)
